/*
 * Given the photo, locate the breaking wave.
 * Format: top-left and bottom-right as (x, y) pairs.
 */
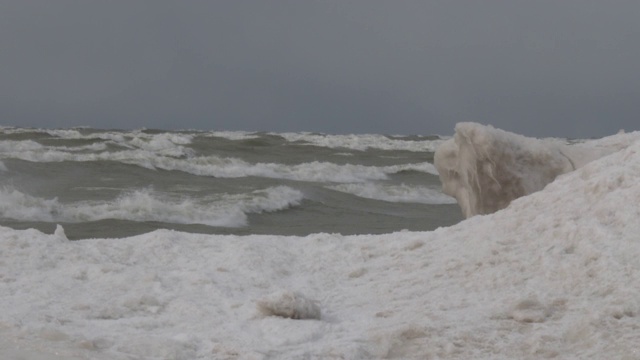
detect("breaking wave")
(0, 140), (438, 182)
(0, 186), (304, 227)
(327, 183), (456, 204)
(276, 132), (446, 152)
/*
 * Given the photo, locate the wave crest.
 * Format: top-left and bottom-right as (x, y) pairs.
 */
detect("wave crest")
(0, 186), (304, 227)
(328, 183), (456, 204)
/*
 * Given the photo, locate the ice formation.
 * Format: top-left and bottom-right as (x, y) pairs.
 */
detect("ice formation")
(257, 290), (322, 320)
(434, 122), (637, 217)
(54, 224), (68, 241)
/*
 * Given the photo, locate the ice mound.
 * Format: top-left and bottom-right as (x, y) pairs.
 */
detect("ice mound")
(54, 224), (68, 241)
(435, 122), (637, 217)
(257, 290), (321, 320)
(508, 297), (552, 323)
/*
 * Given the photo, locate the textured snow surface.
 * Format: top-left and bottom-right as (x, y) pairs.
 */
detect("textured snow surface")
(2, 132), (640, 359)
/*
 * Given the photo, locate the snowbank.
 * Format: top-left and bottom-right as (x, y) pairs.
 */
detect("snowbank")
(434, 122), (638, 217)
(1, 128), (640, 359)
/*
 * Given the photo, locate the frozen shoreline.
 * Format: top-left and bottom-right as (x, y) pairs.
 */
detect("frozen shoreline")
(435, 122), (639, 217)
(2, 125), (640, 359)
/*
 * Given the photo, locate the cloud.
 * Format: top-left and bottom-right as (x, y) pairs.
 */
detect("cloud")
(1, 1), (638, 137)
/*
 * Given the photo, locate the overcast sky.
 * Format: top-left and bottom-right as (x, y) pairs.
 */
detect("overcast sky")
(1, 1), (638, 137)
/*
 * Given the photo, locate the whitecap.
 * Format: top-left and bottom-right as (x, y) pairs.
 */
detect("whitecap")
(327, 183), (456, 204)
(0, 186), (304, 227)
(203, 131), (261, 141)
(382, 162), (440, 176)
(277, 132), (446, 152)
(0, 187), (61, 222)
(45, 129), (85, 139)
(0, 140), (45, 153)
(0, 140), (439, 182)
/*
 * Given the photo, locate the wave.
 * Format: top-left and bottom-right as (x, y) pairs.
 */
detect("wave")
(0, 139), (109, 154)
(2, 129), (446, 167)
(203, 131), (261, 141)
(46, 130), (196, 157)
(0, 140), (45, 152)
(276, 132), (446, 152)
(1, 127), (259, 142)
(327, 183), (456, 204)
(0, 186), (303, 227)
(0, 140), (439, 181)
(385, 162), (439, 175)
(0, 129), (194, 157)
(0, 141), (194, 165)
(47, 129), (194, 144)
(150, 157), (397, 182)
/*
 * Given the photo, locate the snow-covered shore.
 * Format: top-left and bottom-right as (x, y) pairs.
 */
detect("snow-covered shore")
(2, 126), (640, 359)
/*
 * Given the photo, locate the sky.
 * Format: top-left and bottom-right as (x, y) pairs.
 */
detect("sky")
(1, 1), (639, 138)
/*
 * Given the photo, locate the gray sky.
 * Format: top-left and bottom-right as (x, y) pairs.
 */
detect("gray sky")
(1, 1), (639, 137)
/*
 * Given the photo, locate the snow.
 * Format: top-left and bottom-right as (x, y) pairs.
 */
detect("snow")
(2, 126), (640, 359)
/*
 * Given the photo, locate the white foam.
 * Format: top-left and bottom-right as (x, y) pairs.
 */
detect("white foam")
(27, 130), (195, 156)
(385, 161), (440, 175)
(277, 132), (446, 152)
(45, 129), (85, 139)
(177, 158), (396, 182)
(0, 139), (45, 152)
(127, 133), (194, 156)
(0, 186), (303, 227)
(0, 188), (61, 222)
(328, 182), (456, 204)
(204, 131), (261, 141)
(45, 129), (193, 145)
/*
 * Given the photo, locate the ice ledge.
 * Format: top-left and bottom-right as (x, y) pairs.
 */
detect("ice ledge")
(434, 123), (638, 218)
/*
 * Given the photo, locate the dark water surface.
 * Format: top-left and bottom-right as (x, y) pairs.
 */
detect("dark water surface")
(0, 128), (463, 239)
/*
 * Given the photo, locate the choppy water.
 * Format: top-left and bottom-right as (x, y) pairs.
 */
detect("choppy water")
(0, 127), (463, 239)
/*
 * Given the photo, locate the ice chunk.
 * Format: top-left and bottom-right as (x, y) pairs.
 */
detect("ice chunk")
(54, 224), (68, 241)
(434, 123), (633, 217)
(509, 297), (549, 323)
(257, 290), (321, 320)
